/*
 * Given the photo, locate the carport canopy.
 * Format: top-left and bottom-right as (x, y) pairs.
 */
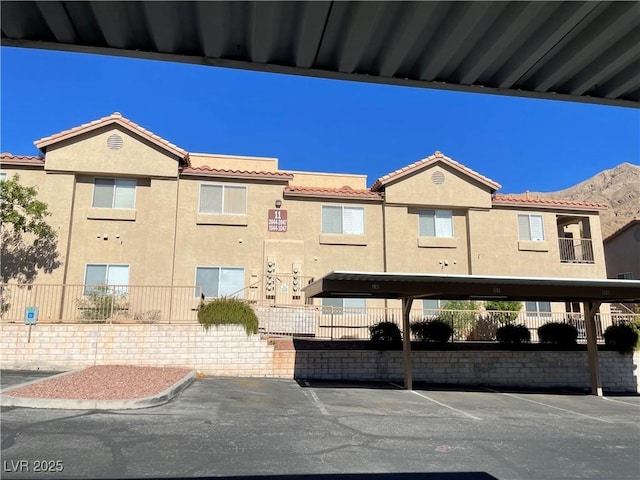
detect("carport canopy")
(304, 271), (640, 396)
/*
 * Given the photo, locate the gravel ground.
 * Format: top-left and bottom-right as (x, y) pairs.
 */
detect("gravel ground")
(3, 365), (192, 400)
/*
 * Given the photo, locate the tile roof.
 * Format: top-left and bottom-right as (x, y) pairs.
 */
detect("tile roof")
(371, 151), (501, 192)
(0, 153), (45, 167)
(34, 112), (189, 163)
(492, 192), (609, 211)
(285, 185), (383, 201)
(181, 166), (294, 181)
(604, 217), (640, 243)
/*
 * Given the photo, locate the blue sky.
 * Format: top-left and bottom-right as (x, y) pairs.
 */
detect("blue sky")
(1, 47), (638, 194)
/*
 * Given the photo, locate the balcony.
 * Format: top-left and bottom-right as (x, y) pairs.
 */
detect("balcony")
(558, 237), (594, 264)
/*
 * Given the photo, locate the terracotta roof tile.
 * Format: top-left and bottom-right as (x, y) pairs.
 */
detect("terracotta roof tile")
(371, 151), (501, 192)
(285, 185), (383, 200)
(34, 112), (190, 163)
(492, 192), (609, 211)
(182, 166), (294, 181)
(0, 153), (45, 167)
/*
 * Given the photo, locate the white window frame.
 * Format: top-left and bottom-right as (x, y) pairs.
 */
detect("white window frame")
(92, 178), (137, 209)
(321, 205), (365, 235)
(199, 184), (248, 215)
(418, 209), (454, 238)
(194, 266), (245, 299)
(0, 172), (7, 182)
(83, 263), (130, 295)
(525, 301), (552, 319)
(423, 299), (444, 318)
(322, 297), (367, 315)
(518, 214), (545, 241)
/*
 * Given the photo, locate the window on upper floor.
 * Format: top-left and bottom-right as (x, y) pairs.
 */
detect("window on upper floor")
(322, 206), (365, 235)
(321, 297), (367, 315)
(92, 178), (136, 209)
(84, 263), (130, 295)
(419, 210), (453, 237)
(195, 266), (245, 298)
(199, 184), (247, 215)
(617, 272), (633, 280)
(518, 214), (544, 241)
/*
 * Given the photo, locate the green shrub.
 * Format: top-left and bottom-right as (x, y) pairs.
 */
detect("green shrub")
(197, 297), (259, 335)
(496, 324), (530, 345)
(75, 284), (129, 322)
(369, 321), (402, 348)
(538, 322), (578, 346)
(440, 300), (479, 340)
(485, 300), (522, 324)
(467, 315), (499, 341)
(411, 319), (452, 343)
(603, 323), (640, 353)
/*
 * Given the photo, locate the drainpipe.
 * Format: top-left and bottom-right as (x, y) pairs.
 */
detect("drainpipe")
(168, 168), (182, 323)
(59, 173), (78, 320)
(381, 192), (389, 317)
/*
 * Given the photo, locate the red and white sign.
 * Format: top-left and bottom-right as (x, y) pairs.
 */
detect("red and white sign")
(268, 209), (288, 232)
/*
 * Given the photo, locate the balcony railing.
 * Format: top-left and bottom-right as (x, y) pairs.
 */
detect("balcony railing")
(558, 237), (594, 263)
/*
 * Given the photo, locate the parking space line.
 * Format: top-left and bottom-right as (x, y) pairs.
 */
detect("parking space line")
(301, 380), (329, 416)
(389, 383), (481, 420)
(483, 388), (612, 423)
(602, 396), (640, 407)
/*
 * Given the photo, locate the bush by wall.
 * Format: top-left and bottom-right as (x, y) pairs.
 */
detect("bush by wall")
(197, 297), (259, 335)
(496, 324), (530, 345)
(411, 319), (452, 343)
(369, 321), (402, 348)
(538, 322), (578, 347)
(604, 323), (640, 353)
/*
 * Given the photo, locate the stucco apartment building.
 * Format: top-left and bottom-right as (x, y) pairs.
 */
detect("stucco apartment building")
(1, 113), (611, 330)
(604, 219), (640, 281)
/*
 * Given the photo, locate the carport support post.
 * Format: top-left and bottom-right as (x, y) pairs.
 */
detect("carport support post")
(583, 301), (603, 397)
(402, 297), (414, 390)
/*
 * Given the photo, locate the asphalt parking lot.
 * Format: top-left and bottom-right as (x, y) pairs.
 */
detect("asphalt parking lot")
(1, 371), (639, 480)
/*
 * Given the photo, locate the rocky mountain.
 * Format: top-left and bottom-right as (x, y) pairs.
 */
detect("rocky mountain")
(529, 162), (640, 239)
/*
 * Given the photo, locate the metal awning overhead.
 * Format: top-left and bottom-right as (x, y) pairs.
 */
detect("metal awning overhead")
(2, 1), (639, 108)
(304, 271), (640, 303)
(304, 271), (640, 396)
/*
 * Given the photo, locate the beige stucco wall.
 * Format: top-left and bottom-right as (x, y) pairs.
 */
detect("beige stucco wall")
(189, 153), (278, 171)
(43, 125), (181, 178)
(286, 170), (368, 189)
(605, 225), (640, 279)
(383, 162), (493, 208)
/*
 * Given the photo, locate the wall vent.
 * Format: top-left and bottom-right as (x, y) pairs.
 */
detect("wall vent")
(107, 134), (123, 150)
(431, 171), (445, 185)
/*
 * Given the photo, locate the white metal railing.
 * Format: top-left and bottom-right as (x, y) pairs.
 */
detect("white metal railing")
(558, 237), (595, 263)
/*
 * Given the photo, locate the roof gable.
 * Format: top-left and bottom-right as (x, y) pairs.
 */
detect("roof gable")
(34, 112), (189, 164)
(371, 151), (501, 192)
(604, 218), (640, 243)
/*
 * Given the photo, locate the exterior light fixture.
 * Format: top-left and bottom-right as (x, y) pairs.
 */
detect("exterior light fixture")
(275, 199), (282, 208)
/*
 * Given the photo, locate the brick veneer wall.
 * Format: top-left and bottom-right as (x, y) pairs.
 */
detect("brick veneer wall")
(0, 324), (280, 377)
(2, 325), (638, 392)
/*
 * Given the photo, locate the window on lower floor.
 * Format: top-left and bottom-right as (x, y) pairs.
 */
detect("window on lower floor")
(84, 264), (130, 295)
(0, 172), (7, 182)
(322, 206), (365, 234)
(92, 178), (136, 209)
(322, 297), (366, 315)
(419, 210), (453, 237)
(199, 184), (247, 215)
(423, 299), (444, 317)
(518, 214), (544, 241)
(617, 272), (633, 280)
(525, 301), (552, 318)
(195, 266), (245, 298)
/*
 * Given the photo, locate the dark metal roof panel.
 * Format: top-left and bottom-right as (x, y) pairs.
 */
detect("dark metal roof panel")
(2, 1), (638, 107)
(303, 271), (640, 303)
